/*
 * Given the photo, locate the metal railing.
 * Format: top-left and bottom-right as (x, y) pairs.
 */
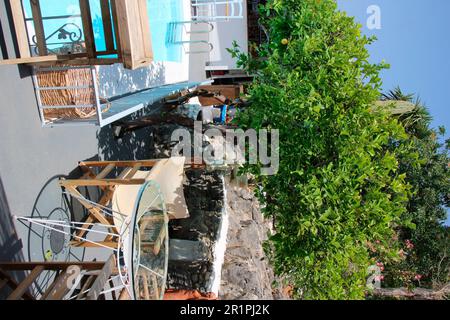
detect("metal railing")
(167, 21), (214, 54)
(23, 6), (85, 56)
(192, 0), (244, 21)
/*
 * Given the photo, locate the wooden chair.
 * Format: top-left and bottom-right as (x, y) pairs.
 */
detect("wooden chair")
(59, 157), (190, 249)
(0, 255), (119, 300)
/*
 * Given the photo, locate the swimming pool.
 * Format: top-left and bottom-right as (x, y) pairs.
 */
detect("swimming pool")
(147, 0), (184, 63)
(22, 0), (184, 63)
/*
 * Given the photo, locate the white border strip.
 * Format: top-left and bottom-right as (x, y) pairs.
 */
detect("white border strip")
(208, 174), (229, 296)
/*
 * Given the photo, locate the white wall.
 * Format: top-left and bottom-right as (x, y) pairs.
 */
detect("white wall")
(208, 1), (248, 69)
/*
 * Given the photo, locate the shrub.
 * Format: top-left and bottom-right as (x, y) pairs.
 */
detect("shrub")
(231, 0), (417, 299)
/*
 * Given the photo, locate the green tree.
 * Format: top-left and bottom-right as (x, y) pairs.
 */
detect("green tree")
(230, 0), (417, 299)
(379, 88), (450, 291)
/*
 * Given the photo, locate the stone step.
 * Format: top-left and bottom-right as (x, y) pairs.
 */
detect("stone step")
(169, 239), (208, 262)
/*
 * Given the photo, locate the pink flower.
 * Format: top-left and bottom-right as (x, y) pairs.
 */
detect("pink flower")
(415, 274), (422, 280)
(376, 262), (384, 268)
(375, 240), (381, 244)
(405, 240), (414, 250)
(375, 275), (385, 282)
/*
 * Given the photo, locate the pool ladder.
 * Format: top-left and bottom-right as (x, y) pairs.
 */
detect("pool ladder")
(167, 21), (214, 54)
(191, 0), (244, 21)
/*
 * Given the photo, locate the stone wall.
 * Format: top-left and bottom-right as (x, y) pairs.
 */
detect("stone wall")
(219, 180), (277, 300)
(167, 169), (224, 293)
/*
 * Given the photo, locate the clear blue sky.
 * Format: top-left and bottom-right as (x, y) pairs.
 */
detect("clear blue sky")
(337, 0), (450, 225)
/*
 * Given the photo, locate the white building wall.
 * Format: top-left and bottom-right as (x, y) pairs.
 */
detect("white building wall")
(208, 1), (248, 70)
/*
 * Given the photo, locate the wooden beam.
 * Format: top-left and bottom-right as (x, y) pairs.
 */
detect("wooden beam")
(86, 255), (115, 300)
(72, 214), (94, 240)
(141, 272), (150, 300)
(151, 275), (159, 300)
(0, 53), (111, 66)
(41, 270), (71, 300)
(0, 261), (106, 271)
(32, 57), (120, 66)
(124, 163), (142, 179)
(96, 49), (119, 56)
(117, 167), (132, 179)
(64, 185), (119, 235)
(79, 0), (96, 58)
(29, 0), (47, 55)
(78, 159), (205, 170)
(119, 287), (131, 300)
(77, 274), (96, 300)
(114, 0), (153, 69)
(70, 241), (118, 249)
(137, 0), (152, 61)
(61, 178), (146, 187)
(9, 0), (31, 58)
(100, 0), (115, 51)
(139, 215), (164, 234)
(96, 163), (115, 180)
(0, 268), (34, 300)
(80, 160), (158, 168)
(7, 265), (44, 300)
(110, 0), (122, 59)
(38, 271), (60, 300)
(0, 278), (8, 291)
(152, 226), (166, 256)
(0, 55), (57, 65)
(72, 186), (116, 240)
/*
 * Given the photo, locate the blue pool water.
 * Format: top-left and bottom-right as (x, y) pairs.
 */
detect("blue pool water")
(22, 0), (184, 63)
(147, 0), (184, 62)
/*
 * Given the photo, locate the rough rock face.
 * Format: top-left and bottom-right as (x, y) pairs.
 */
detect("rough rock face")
(167, 169), (224, 292)
(219, 181), (277, 300)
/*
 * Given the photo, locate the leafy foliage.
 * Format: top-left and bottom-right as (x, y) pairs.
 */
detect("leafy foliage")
(380, 89), (450, 290)
(231, 0), (419, 299)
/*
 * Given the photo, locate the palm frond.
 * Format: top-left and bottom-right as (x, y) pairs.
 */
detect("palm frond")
(381, 86), (415, 102)
(382, 87), (434, 138)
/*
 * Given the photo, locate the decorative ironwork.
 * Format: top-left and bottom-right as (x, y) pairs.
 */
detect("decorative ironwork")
(17, 175), (85, 298)
(32, 23), (83, 55)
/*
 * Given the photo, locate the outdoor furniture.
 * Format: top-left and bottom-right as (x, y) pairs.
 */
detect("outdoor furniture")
(15, 157), (194, 300)
(16, 179), (170, 300)
(33, 65), (110, 123)
(58, 157), (189, 249)
(0, 256), (120, 300)
(1, 0), (153, 70)
(198, 84), (244, 106)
